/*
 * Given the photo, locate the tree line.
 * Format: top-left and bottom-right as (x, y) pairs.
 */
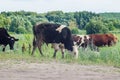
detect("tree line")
(0, 10), (120, 34)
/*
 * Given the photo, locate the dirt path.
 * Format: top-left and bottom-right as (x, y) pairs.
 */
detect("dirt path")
(0, 60), (120, 80)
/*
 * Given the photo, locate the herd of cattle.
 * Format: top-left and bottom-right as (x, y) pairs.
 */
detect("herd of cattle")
(0, 23), (118, 58)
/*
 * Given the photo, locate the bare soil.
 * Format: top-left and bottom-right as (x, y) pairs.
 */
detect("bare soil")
(0, 60), (120, 80)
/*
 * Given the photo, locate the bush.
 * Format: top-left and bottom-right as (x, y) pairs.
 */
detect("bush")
(86, 18), (109, 34)
(16, 27), (26, 34)
(71, 28), (79, 34)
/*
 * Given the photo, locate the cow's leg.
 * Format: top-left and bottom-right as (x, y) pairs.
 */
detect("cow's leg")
(53, 49), (58, 58)
(94, 46), (99, 52)
(2, 45), (6, 52)
(53, 46), (65, 58)
(31, 45), (37, 55)
(61, 49), (65, 58)
(38, 43), (43, 56)
(52, 43), (59, 58)
(92, 44), (99, 52)
(89, 40), (97, 51)
(31, 38), (37, 55)
(37, 37), (43, 56)
(60, 46), (65, 58)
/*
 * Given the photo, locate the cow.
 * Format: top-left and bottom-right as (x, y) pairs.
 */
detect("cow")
(31, 23), (78, 58)
(0, 28), (19, 51)
(89, 34), (117, 47)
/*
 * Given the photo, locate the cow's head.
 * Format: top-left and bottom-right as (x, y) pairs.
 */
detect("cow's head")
(67, 39), (79, 59)
(8, 36), (19, 50)
(107, 34), (118, 46)
(113, 35), (118, 44)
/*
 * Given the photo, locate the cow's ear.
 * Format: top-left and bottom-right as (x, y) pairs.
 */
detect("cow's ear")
(15, 39), (19, 41)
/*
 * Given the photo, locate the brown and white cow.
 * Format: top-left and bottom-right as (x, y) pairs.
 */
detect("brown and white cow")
(31, 23), (78, 58)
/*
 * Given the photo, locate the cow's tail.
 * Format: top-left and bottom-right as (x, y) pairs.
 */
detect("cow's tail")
(32, 25), (37, 46)
(33, 25), (36, 36)
(33, 36), (36, 46)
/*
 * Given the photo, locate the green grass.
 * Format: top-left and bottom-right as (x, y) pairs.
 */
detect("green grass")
(0, 33), (120, 68)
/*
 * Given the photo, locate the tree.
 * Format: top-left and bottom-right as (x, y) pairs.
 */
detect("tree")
(16, 26), (26, 34)
(45, 11), (66, 24)
(74, 11), (99, 29)
(9, 16), (23, 32)
(0, 14), (11, 29)
(86, 17), (109, 34)
(68, 20), (79, 34)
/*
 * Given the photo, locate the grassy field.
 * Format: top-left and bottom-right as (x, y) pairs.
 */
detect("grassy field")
(0, 33), (120, 68)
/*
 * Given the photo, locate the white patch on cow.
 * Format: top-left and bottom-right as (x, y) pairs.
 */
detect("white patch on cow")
(72, 45), (79, 59)
(51, 43), (60, 50)
(73, 42), (77, 45)
(78, 35), (85, 46)
(56, 25), (66, 33)
(51, 43), (64, 51)
(86, 35), (90, 40)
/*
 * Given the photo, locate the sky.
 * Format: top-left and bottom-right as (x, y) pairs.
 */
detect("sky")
(0, 0), (120, 13)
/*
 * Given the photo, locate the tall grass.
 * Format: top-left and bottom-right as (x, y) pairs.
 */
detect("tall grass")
(0, 34), (120, 67)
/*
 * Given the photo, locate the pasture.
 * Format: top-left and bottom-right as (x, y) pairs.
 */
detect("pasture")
(0, 33), (120, 80)
(0, 33), (120, 68)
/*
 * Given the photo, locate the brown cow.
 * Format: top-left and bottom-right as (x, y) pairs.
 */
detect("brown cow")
(89, 33), (117, 47)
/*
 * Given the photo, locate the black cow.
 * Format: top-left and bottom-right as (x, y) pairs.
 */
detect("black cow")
(0, 28), (19, 51)
(31, 23), (78, 58)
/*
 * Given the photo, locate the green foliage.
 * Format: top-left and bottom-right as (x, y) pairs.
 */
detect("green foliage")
(0, 11), (120, 34)
(16, 27), (26, 34)
(100, 13), (120, 30)
(45, 11), (64, 23)
(71, 28), (79, 34)
(112, 20), (120, 29)
(0, 14), (11, 29)
(74, 11), (99, 29)
(86, 17), (109, 34)
(45, 11), (75, 25)
(100, 12), (120, 20)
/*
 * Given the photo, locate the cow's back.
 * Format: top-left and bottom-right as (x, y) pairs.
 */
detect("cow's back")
(33, 23), (62, 43)
(0, 28), (10, 37)
(89, 34), (109, 47)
